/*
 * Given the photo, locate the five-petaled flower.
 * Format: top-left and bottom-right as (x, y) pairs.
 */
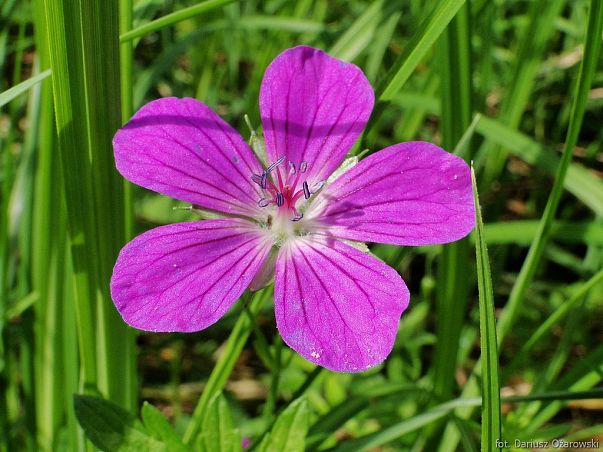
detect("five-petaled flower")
(111, 46), (475, 372)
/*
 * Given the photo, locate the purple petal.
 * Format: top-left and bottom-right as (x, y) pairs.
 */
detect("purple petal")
(274, 236), (409, 372)
(307, 142), (475, 246)
(110, 219), (269, 332)
(114, 97), (264, 217)
(260, 46), (374, 184)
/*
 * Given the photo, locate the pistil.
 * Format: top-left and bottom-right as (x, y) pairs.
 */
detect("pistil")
(251, 157), (324, 222)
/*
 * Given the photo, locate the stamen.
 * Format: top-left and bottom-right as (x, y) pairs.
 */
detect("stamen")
(251, 174), (263, 186)
(275, 192), (285, 207)
(252, 158), (321, 223)
(266, 156), (285, 173)
(302, 181), (311, 200)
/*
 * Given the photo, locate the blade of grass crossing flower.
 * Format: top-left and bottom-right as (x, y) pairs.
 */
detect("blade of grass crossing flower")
(471, 167), (502, 452)
(183, 289), (270, 444)
(120, 0), (237, 42)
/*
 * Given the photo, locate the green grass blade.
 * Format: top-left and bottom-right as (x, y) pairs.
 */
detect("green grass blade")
(42, 0), (136, 412)
(471, 167), (502, 451)
(237, 15), (324, 33)
(432, 2), (473, 408)
(120, 0), (135, 242)
(43, 0), (100, 392)
(79, 0), (137, 411)
(120, 0), (237, 42)
(481, 220), (603, 246)
(0, 69), (51, 108)
(376, 0), (466, 102)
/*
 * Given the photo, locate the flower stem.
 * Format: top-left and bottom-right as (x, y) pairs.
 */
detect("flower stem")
(261, 336), (282, 423)
(183, 288), (270, 444)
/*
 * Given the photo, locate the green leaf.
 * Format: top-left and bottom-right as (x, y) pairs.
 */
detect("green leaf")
(258, 397), (310, 452)
(471, 167), (502, 452)
(0, 69), (51, 108)
(198, 393), (241, 452)
(141, 402), (187, 452)
(74, 395), (165, 451)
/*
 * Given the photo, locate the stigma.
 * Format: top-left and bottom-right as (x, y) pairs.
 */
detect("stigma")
(251, 156), (324, 222)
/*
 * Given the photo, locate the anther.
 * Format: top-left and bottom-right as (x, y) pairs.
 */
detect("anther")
(289, 162), (296, 174)
(260, 172), (268, 189)
(258, 198), (270, 208)
(266, 156), (285, 173)
(251, 174), (263, 186)
(302, 181), (311, 200)
(291, 213), (304, 221)
(275, 192), (285, 207)
(299, 161), (308, 173)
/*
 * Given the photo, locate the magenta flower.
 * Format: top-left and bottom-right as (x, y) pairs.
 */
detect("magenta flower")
(111, 46), (474, 372)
